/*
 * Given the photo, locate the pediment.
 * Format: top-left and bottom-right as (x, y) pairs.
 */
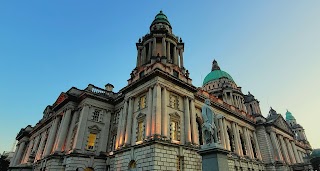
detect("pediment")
(273, 116), (293, 135)
(53, 93), (68, 107)
(137, 113), (146, 121)
(43, 105), (52, 115)
(88, 125), (101, 133)
(169, 112), (180, 118)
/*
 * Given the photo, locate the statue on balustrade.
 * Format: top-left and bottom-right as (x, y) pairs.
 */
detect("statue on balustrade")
(201, 98), (219, 145)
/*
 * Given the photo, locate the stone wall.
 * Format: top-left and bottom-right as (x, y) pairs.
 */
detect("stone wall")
(33, 155), (107, 171)
(112, 142), (201, 171)
(227, 157), (265, 171)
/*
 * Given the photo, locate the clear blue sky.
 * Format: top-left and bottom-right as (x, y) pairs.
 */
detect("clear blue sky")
(1, 1), (319, 152)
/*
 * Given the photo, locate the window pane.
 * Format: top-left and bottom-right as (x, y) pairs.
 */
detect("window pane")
(87, 133), (97, 149)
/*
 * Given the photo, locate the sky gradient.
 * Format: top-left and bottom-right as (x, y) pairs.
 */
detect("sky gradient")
(0, 1), (319, 153)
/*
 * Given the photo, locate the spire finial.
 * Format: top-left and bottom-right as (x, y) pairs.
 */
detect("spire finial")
(211, 59), (221, 71)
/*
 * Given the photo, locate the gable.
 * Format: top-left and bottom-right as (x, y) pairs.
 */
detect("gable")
(53, 93), (68, 107)
(273, 116), (293, 135)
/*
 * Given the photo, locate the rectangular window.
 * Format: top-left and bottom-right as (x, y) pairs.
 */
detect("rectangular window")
(137, 121), (143, 141)
(171, 121), (179, 140)
(139, 96), (146, 109)
(87, 133), (97, 150)
(92, 110), (100, 122)
(170, 94), (179, 109)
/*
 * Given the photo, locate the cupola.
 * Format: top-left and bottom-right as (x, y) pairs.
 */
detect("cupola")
(203, 60), (234, 86)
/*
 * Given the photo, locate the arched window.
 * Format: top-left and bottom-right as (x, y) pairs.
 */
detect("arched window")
(239, 132), (247, 156)
(227, 128), (235, 152)
(249, 104), (254, 115)
(251, 137), (257, 158)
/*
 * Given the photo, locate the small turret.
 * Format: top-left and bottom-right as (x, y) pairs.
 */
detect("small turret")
(286, 110), (308, 141)
(244, 92), (262, 116)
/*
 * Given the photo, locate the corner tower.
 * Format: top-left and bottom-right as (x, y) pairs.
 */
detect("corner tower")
(128, 11), (191, 85)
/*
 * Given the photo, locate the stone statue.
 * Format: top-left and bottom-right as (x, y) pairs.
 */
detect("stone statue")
(201, 99), (218, 144)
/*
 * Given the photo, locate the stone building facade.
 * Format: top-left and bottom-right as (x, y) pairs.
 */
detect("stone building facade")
(9, 11), (312, 171)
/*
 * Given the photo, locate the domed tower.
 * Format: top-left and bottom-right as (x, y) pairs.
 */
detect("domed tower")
(244, 92), (262, 116)
(202, 60), (246, 112)
(128, 11), (190, 85)
(286, 110), (308, 141)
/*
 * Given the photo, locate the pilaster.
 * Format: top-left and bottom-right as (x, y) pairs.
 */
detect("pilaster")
(124, 98), (134, 145)
(43, 116), (61, 156)
(184, 96), (191, 144)
(161, 86), (168, 138)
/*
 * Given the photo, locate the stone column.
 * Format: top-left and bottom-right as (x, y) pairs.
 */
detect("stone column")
(222, 118), (230, 151)
(231, 122), (240, 155)
(56, 108), (72, 152)
(253, 131), (262, 160)
(99, 110), (112, 152)
(136, 47), (141, 67)
(184, 97), (191, 144)
(120, 100), (128, 146)
(115, 108), (123, 149)
(270, 131), (283, 161)
(218, 118), (226, 149)
(12, 141), (26, 165)
(35, 132), (47, 161)
(65, 110), (78, 152)
(291, 141), (301, 163)
(154, 84), (162, 135)
(23, 139), (34, 163)
(285, 138), (296, 164)
(279, 135), (291, 164)
(146, 87), (153, 137)
(244, 128), (254, 159)
(124, 98), (134, 145)
(162, 37), (166, 57)
(236, 124), (244, 156)
(173, 46), (178, 65)
(152, 37), (156, 56)
(148, 42), (152, 62)
(73, 105), (89, 151)
(190, 99), (199, 145)
(161, 87), (168, 138)
(142, 47), (146, 64)
(43, 116), (61, 156)
(31, 135), (40, 156)
(151, 86), (157, 135)
(167, 41), (171, 62)
(179, 48), (184, 68)
(9, 143), (19, 166)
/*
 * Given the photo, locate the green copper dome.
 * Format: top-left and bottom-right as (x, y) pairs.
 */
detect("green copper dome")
(311, 149), (320, 158)
(203, 70), (234, 85)
(203, 60), (234, 86)
(151, 10), (171, 28)
(285, 110), (295, 120)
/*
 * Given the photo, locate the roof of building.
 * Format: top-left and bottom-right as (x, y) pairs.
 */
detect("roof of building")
(286, 110), (296, 121)
(151, 10), (171, 28)
(203, 60), (234, 85)
(311, 149), (320, 158)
